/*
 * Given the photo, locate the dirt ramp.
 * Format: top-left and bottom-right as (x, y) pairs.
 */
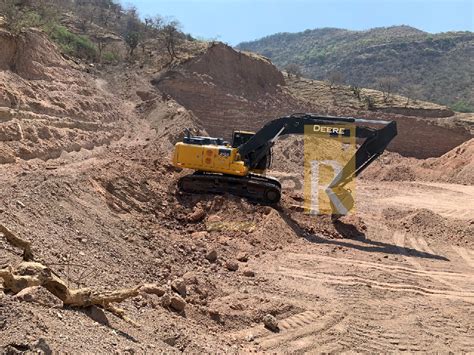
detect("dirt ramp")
(153, 43), (308, 139)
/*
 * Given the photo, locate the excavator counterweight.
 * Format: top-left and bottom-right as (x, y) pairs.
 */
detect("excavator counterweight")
(172, 113), (397, 215)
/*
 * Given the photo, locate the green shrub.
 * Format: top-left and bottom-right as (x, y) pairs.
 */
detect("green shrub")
(450, 100), (474, 113)
(102, 51), (119, 63)
(47, 25), (97, 61)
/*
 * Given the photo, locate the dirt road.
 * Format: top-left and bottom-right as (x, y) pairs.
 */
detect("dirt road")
(232, 180), (474, 352)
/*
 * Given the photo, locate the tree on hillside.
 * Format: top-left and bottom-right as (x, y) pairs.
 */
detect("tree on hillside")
(285, 63), (302, 78)
(350, 85), (362, 101)
(162, 19), (182, 60)
(377, 76), (399, 102)
(144, 14), (163, 34)
(123, 9), (144, 57)
(76, 2), (96, 32)
(327, 70), (344, 89)
(404, 83), (422, 106)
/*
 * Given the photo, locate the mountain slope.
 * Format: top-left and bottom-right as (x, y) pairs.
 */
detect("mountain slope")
(237, 26), (474, 110)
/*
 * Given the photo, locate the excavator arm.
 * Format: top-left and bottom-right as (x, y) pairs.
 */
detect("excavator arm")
(238, 113), (397, 188)
(237, 113), (397, 215)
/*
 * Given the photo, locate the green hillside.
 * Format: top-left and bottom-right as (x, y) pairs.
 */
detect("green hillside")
(237, 26), (474, 111)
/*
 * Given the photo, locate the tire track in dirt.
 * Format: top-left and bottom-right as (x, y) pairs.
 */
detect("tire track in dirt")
(277, 266), (474, 301)
(289, 253), (471, 280)
(235, 310), (347, 352)
(233, 221), (473, 352)
(393, 231), (474, 293)
(452, 246), (474, 268)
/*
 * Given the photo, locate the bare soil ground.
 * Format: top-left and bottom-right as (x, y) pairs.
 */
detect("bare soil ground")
(1, 29), (473, 353)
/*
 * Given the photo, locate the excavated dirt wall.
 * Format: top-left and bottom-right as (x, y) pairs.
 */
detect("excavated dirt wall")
(153, 43), (310, 139)
(0, 28), (127, 164)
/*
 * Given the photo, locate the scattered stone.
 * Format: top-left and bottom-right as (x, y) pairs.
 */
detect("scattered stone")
(170, 294), (186, 312)
(205, 249), (218, 262)
(13, 286), (62, 308)
(246, 333), (255, 342)
(187, 208), (206, 222)
(171, 278), (187, 297)
(141, 283), (166, 297)
(263, 314), (279, 332)
(243, 269), (255, 277)
(191, 231), (208, 238)
(162, 335), (177, 347)
(225, 260), (239, 271)
(207, 214), (222, 223)
(237, 252), (249, 262)
(209, 309), (222, 323)
(182, 272), (198, 285)
(16, 200), (25, 208)
(161, 293), (171, 308)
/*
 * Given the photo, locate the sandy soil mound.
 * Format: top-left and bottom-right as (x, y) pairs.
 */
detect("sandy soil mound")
(0, 28), (128, 164)
(382, 207), (473, 247)
(420, 138), (474, 184)
(364, 139), (474, 185)
(152, 42), (313, 139)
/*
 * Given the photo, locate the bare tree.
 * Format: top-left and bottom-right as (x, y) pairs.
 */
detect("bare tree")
(141, 14), (163, 54)
(377, 76), (399, 102)
(76, 3), (96, 32)
(403, 83), (422, 106)
(123, 9), (143, 57)
(144, 14), (163, 34)
(91, 31), (120, 62)
(285, 63), (302, 78)
(162, 19), (182, 60)
(327, 70), (344, 89)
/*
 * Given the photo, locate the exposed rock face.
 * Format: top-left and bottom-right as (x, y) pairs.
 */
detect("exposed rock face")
(0, 28), (65, 80)
(0, 28), (127, 164)
(153, 42), (309, 139)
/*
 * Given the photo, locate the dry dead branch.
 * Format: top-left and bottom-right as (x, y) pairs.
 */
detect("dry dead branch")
(0, 224), (33, 261)
(0, 261), (141, 307)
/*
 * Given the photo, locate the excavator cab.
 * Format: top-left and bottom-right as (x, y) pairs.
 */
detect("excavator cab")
(231, 131), (255, 148)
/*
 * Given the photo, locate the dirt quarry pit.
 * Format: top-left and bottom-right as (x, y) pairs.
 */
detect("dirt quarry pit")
(1, 29), (474, 353)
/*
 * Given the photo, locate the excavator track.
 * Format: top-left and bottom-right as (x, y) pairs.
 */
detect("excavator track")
(178, 172), (282, 204)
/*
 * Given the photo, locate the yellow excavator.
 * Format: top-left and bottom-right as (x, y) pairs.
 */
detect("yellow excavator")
(172, 113), (397, 214)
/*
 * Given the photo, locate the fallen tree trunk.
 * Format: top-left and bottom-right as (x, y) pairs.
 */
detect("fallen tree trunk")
(0, 261), (141, 307)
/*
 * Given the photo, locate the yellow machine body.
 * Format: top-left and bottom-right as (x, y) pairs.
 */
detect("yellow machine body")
(173, 142), (249, 176)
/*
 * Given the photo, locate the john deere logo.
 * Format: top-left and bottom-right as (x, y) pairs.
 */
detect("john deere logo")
(313, 125), (346, 135)
(304, 124), (356, 215)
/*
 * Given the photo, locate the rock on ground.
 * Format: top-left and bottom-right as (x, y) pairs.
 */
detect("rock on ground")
(263, 314), (279, 332)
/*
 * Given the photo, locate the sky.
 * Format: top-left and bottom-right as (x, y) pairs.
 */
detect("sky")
(124, 0), (474, 45)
